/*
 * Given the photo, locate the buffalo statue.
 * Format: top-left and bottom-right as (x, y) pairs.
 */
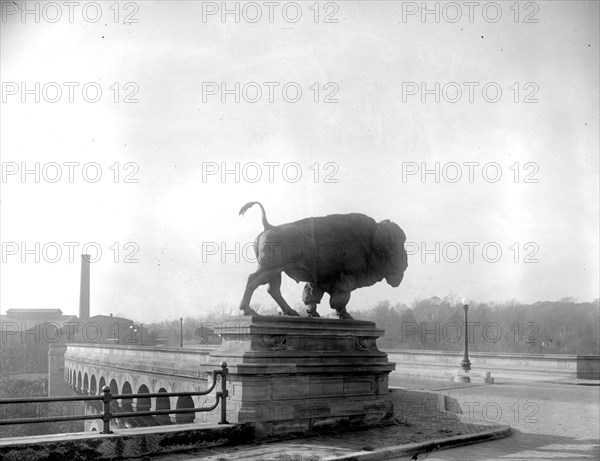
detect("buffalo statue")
(238, 202), (408, 319)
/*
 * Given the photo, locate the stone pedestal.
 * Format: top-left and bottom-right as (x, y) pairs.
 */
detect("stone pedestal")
(201, 316), (395, 436)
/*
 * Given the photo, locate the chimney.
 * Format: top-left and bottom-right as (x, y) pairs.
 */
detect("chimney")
(79, 254), (90, 320)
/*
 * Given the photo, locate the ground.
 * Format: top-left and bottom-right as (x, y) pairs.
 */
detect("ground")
(126, 376), (600, 460)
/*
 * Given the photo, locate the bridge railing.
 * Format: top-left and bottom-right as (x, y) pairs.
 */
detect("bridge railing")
(0, 362), (229, 434)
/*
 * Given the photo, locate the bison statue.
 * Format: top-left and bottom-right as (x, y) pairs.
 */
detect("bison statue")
(238, 202), (408, 319)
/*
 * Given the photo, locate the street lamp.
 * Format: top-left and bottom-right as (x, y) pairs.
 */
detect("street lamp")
(180, 317), (183, 348)
(455, 297), (471, 383)
(128, 323), (143, 345)
(460, 297), (471, 372)
(128, 324), (138, 344)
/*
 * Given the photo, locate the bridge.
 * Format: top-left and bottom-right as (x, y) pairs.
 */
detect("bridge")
(56, 337), (600, 434)
(58, 341), (600, 433)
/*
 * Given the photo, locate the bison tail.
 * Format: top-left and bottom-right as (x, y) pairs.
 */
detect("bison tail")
(239, 201), (273, 230)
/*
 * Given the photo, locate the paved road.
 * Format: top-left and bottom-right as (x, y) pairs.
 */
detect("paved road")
(388, 377), (600, 460)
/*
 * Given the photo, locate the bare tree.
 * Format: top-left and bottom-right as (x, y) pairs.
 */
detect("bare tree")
(213, 302), (237, 322)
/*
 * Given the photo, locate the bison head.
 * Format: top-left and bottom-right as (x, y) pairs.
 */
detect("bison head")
(373, 220), (408, 287)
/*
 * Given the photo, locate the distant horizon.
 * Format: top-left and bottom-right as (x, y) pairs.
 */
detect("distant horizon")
(2, 294), (598, 325)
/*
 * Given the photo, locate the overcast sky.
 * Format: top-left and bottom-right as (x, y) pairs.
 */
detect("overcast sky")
(1, 1), (598, 322)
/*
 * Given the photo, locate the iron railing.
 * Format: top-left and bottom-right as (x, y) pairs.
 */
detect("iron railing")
(0, 362), (229, 434)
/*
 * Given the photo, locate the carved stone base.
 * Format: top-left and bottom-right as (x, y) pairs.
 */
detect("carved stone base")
(201, 315), (395, 436)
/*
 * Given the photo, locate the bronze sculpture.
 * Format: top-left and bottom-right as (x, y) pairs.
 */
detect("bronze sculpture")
(239, 202), (408, 319)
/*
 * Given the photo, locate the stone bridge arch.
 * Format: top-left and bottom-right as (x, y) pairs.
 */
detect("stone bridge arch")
(155, 388), (171, 425)
(98, 376), (106, 392)
(122, 382), (134, 411)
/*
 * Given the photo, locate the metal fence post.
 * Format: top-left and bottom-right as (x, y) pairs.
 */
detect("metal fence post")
(101, 385), (113, 434)
(219, 361), (228, 424)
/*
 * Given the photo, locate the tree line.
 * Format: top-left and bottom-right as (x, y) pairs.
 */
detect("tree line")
(355, 296), (600, 355)
(144, 297), (600, 355)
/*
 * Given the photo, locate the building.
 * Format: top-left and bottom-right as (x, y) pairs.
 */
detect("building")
(0, 309), (78, 373)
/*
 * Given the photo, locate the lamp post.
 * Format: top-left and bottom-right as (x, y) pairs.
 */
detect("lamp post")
(126, 323), (144, 345)
(460, 297), (471, 373)
(128, 324), (139, 346)
(455, 297), (471, 383)
(180, 317), (183, 348)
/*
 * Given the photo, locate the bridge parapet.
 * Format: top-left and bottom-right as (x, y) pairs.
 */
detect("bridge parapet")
(384, 349), (600, 380)
(65, 343), (216, 380)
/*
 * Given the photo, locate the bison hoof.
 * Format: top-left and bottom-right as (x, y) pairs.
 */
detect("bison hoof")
(338, 311), (354, 320)
(307, 311), (320, 318)
(284, 309), (300, 316)
(240, 306), (259, 316)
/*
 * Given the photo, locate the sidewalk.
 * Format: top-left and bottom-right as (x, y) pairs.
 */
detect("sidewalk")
(154, 387), (511, 461)
(553, 378), (600, 386)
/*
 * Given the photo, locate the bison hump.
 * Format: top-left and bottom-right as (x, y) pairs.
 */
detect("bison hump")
(293, 213), (376, 237)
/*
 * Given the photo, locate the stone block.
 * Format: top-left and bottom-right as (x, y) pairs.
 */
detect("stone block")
(343, 376), (376, 396)
(271, 376), (309, 400)
(309, 375), (344, 398)
(310, 416), (351, 431)
(254, 418), (312, 437)
(329, 399), (369, 417)
(231, 379), (271, 401)
(293, 401), (332, 419)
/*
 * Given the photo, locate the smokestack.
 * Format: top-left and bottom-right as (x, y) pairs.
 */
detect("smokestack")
(79, 254), (90, 320)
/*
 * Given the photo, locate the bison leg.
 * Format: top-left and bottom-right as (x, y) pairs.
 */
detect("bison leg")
(302, 283), (324, 317)
(330, 290), (353, 319)
(267, 272), (300, 316)
(239, 268), (272, 315)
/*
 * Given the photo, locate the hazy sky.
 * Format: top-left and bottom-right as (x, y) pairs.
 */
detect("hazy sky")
(1, 1), (598, 322)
